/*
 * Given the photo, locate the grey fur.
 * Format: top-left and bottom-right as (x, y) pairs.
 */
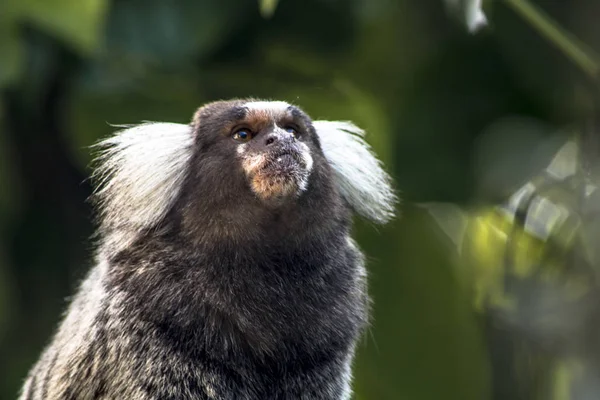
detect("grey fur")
(19, 99), (396, 400)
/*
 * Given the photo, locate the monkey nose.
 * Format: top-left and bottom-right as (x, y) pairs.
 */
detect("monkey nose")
(264, 131), (295, 147)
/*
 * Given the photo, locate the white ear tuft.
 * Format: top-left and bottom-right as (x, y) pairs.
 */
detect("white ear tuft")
(313, 120), (398, 224)
(91, 123), (194, 234)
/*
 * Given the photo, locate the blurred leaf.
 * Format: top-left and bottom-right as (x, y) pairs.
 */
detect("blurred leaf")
(0, 5), (23, 86)
(423, 134), (600, 399)
(445, 0), (488, 33)
(0, 27), (22, 87)
(20, 0), (109, 55)
(259, 0), (279, 18)
(465, 0), (488, 32)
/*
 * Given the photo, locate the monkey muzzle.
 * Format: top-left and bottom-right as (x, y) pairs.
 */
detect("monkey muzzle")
(242, 139), (313, 204)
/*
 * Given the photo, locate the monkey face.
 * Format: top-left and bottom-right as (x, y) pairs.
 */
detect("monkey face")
(192, 100), (320, 206)
(235, 105), (314, 204)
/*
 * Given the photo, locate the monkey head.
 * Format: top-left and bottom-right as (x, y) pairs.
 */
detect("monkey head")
(191, 100), (317, 207)
(93, 99), (397, 249)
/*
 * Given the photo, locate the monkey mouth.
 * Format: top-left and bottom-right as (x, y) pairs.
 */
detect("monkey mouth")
(246, 148), (311, 203)
(261, 150), (306, 173)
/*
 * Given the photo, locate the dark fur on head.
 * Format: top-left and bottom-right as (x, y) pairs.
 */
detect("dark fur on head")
(19, 99), (397, 400)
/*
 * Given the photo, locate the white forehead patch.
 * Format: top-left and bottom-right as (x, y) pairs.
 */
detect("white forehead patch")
(243, 101), (290, 112)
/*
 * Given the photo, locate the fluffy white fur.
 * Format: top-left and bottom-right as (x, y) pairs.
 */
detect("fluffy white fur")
(92, 123), (194, 239)
(314, 120), (397, 224)
(297, 141), (314, 192)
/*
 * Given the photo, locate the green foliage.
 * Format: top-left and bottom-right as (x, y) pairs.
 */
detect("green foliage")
(0, 5), (23, 86)
(0, 0), (108, 86)
(19, 0), (108, 54)
(352, 209), (489, 399)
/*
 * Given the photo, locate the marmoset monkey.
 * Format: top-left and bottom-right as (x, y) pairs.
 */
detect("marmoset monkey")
(19, 99), (397, 400)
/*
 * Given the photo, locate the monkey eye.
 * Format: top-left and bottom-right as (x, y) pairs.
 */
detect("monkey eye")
(283, 126), (298, 137)
(232, 129), (253, 142)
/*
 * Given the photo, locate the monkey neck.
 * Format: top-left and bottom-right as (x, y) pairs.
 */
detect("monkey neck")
(174, 183), (348, 247)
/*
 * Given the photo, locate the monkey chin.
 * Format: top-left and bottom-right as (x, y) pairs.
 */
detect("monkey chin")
(247, 153), (310, 206)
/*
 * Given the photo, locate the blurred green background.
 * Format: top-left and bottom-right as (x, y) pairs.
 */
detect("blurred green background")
(2, 0), (600, 399)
